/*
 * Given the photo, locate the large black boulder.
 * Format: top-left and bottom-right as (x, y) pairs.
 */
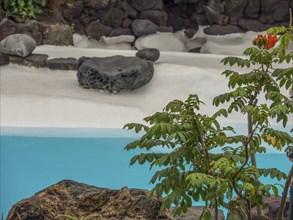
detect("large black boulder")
(77, 55), (154, 93)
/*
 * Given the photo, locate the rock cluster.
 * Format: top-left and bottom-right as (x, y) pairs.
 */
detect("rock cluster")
(7, 180), (172, 220)
(0, 0), (291, 46)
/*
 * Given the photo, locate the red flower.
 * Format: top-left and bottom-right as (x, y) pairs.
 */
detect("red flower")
(252, 34), (278, 50)
(265, 34), (278, 49)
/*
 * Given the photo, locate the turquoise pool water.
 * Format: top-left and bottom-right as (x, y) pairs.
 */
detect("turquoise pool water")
(1, 131), (291, 218)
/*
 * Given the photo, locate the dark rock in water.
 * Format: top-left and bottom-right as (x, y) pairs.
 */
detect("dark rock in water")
(0, 18), (17, 42)
(204, 24), (244, 35)
(77, 55), (154, 93)
(9, 54), (49, 68)
(47, 58), (78, 70)
(0, 53), (9, 66)
(131, 19), (159, 37)
(7, 180), (172, 220)
(136, 48), (160, 62)
(0, 34), (36, 57)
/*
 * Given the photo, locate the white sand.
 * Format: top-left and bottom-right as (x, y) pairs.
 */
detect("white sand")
(1, 45), (292, 134)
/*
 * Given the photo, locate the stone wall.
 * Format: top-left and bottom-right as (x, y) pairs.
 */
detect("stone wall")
(0, 0), (292, 45)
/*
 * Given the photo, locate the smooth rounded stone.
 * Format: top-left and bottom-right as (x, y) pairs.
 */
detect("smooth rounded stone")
(9, 54), (49, 68)
(131, 19), (159, 37)
(136, 48), (160, 62)
(0, 34), (36, 57)
(200, 31), (258, 55)
(204, 24), (244, 35)
(135, 33), (185, 52)
(73, 34), (133, 50)
(101, 35), (135, 45)
(47, 58), (78, 70)
(0, 53), (9, 66)
(77, 55), (154, 93)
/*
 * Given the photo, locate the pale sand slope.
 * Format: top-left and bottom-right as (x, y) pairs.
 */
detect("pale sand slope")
(0, 46), (292, 132)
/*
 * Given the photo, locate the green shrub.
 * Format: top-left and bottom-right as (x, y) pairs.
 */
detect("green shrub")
(2, 0), (47, 19)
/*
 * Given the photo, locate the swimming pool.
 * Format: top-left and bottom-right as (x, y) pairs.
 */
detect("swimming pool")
(1, 128), (291, 218)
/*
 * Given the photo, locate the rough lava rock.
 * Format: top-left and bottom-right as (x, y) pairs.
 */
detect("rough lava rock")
(7, 180), (172, 220)
(77, 55), (154, 93)
(136, 48), (160, 62)
(0, 34), (36, 57)
(47, 57), (78, 70)
(9, 54), (49, 68)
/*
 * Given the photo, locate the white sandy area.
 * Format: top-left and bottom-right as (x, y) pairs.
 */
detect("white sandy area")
(1, 45), (292, 135)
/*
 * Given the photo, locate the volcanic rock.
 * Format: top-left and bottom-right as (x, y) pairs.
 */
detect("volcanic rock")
(77, 55), (154, 93)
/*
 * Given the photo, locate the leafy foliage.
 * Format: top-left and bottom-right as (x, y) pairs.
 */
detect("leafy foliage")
(2, 0), (47, 18)
(124, 25), (293, 219)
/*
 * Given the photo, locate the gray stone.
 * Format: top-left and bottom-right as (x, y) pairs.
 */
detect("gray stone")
(0, 34), (37, 57)
(136, 48), (160, 62)
(238, 19), (267, 32)
(77, 55), (154, 93)
(9, 54), (48, 68)
(273, 0), (290, 22)
(131, 0), (163, 11)
(109, 27), (133, 37)
(39, 23), (73, 46)
(84, 0), (111, 9)
(0, 53), (9, 66)
(204, 24), (244, 35)
(103, 7), (124, 28)
(139, 10), (168, 26)
(131, 19), (159, 37)
(167, 14), (185, 32)
(0, 18), (17, 41)
(16, 20), (43, 45)
(244, 0), (261, 19)
(85, 21), (113, 40)
(121, 2), (138, 19)
(204, 6), (228, 25)
(224, 0), (248, 22)
(47, 58), (78, 70)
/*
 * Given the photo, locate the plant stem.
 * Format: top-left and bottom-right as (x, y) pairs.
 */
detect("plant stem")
(277, 166), (293, 220)
(215, 199), (219, 220)
(248, 113), (264, 217)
